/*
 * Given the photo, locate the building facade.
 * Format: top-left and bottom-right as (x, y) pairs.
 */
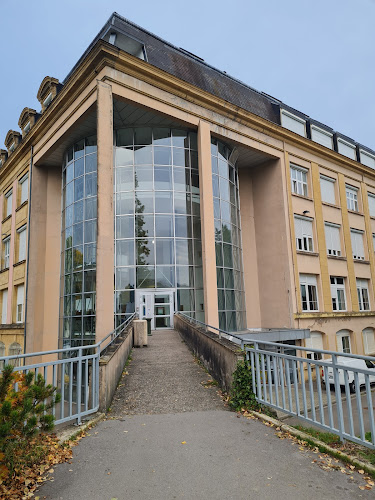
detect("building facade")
(1, 13), (375, 358)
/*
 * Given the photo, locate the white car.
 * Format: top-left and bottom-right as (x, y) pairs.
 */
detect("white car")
(321, 356), (375, 393)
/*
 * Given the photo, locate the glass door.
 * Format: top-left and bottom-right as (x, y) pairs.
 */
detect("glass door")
(136, 290), (174, 330)
(154, 292), (173, 329)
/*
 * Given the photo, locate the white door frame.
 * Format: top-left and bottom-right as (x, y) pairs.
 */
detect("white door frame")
(135, 289), (175, 330)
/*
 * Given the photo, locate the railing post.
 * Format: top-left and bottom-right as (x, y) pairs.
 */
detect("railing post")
(77, 347), (83, 425)
(254, 342), (262, 401)
(332, 353), (345, 442)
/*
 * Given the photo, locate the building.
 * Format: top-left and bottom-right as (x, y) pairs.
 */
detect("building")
(1, 12), (375, 358)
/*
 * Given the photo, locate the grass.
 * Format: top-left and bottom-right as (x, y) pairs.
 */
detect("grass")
(293, 425), (375, 472)
(293, 425), (342, 445)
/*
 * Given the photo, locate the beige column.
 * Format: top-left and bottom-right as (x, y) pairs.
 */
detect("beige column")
(197, 120), (218, 328)
(311, 163), (332, 312)
(96, 81), (114, 341)
(360, 183), (375, 299)
(338, 173), (359, 311)
(284, 151), (302, 312)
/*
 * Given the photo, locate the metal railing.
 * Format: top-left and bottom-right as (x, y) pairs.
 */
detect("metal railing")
(175, 313), (375, 450)
(248, 341), (375, 449)
(0, 313), (136, 426)
(176, 312), (246, 345)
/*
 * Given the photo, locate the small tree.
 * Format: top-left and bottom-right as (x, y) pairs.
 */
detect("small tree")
(0, 365), (61, 478)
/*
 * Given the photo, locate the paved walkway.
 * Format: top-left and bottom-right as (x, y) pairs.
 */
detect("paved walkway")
(38, 330), (373, 499)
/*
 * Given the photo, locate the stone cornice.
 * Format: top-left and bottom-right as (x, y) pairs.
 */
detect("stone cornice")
(3, 40), (375, 181)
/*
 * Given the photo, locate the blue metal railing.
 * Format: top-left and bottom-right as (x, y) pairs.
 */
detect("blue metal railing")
(175, 313), (375, 450)
(0, 313), (136, 425)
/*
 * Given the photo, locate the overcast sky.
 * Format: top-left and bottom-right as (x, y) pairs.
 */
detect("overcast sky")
(0, 0), (374, 151)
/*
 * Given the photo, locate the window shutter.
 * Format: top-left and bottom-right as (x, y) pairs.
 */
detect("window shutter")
(294, 217), (302, 239)
(363, 328), (375, 354)
(1, 290), (7, 324)
(18, 228), (26, 261)
(368, 194), (375, 217)
(320, 177), (335, 204)
(351, 231), (364, 259)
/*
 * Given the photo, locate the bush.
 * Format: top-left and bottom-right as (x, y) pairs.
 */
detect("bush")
(229, 356), (260, 412)
(0, 364), (61, 479)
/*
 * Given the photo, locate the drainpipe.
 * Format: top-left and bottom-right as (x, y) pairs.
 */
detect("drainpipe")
(23, 145), (33, 356)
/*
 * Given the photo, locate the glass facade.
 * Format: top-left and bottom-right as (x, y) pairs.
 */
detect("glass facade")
(211, 136), (246, 331)
(60, 136), (97, 347)
(114, 127), (204, 326)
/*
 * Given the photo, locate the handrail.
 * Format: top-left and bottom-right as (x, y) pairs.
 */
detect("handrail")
(0, 313), (137, 363)
(176, 312), (375, 362)
(176, 312), (245, 344)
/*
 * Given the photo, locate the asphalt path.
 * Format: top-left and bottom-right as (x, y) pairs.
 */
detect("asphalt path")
(38, 330), (374, 499)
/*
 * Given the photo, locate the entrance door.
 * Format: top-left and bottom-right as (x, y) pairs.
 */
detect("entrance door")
(136, 290), (174, 330)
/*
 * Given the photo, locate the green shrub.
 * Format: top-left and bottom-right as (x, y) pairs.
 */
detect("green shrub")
(0, 364), (61, 478)
(229, 357), (259, 412)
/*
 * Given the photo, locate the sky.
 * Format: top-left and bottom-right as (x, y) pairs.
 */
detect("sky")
(0, 0), (374, 151)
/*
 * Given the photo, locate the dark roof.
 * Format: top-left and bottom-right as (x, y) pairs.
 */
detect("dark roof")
(63, 12), (375, 160)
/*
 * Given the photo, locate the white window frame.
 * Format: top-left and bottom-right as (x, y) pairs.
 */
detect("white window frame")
(300, 274), (319, 312)
(19, 174), (29, 205)
(3, 237), (10, 269)
(5, 189), (12, 218)
(350, 229), (365, 261)
(281, 110), (306, 137)
(17, 225), (27, 262)
(336, 330), (351, 354)
(311, 126), (333, 149)
(43, 93), (53, 108)
(363, 328), (375, 355)
(357, 279), (370, 311)
(290, 165), (308, 197)
(320, 175), (336, 204)
(324, 223), (341, 257)
(330, 276), (347, 311)
(294, 215), (314, 252)
(346, 185), (359, 212)
(16, 284), (24, 323)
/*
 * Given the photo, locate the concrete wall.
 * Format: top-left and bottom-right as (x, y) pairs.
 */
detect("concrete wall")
(174, 314), (243, 392)
(99, 324), (134, 412)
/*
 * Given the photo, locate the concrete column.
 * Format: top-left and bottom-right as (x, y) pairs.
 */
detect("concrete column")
(360, 183), (375, 301)
(6, 179), (17, 323)
(197, 120), (218, 328)
(96, 81), (114, 342)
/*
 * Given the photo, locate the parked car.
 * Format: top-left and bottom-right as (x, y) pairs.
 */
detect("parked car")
(321, 356), (375, 393)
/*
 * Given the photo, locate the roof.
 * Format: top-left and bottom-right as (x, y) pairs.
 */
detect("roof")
(65, 12), (374, 161)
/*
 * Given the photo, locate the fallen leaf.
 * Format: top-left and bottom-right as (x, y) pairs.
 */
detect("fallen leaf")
(181, 441), (187, 445)
(358, 469), (365, 474)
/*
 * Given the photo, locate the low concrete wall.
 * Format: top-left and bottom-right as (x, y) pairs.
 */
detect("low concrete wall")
(174, 315), (243, 392)
(99, 323), (134, 412)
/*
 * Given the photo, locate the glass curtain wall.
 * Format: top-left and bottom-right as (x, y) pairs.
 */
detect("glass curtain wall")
(60, 136), (97, 347)
(211, 137), (246, 331)
(114, 127), (204, 326)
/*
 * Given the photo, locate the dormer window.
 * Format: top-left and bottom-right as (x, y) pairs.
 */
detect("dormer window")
(43, 93), (53, 108)
(23, 122), (31, 135)
(37, 77), (62, 112)
(18, 108), (39, 136)
(281, 110), (306, 137)
(103, 28), (146, 60)
(4, 131), (21, 154)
